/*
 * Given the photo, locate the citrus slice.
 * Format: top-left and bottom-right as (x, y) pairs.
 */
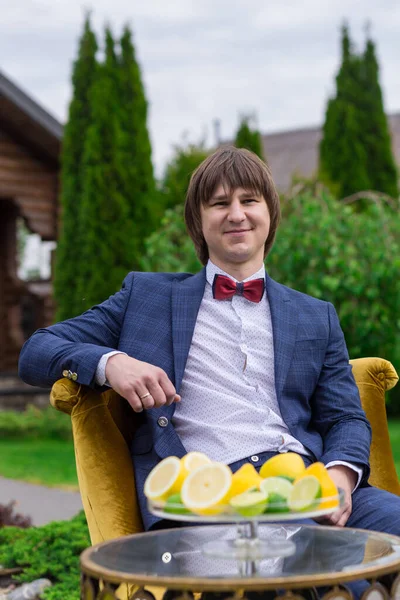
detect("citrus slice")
(181, 462), (232, 516)
(259, 453), (306, 482)
(164, 493), (191, 515)
(230, 463), (264, 498)
(181, 451), (212, 477)
(260, 477), (293, 513)
(288, 475), (321, 512)
(144, 456), (186, 503)
(295, 462), (339, 510)
(230, 489), (268, 517)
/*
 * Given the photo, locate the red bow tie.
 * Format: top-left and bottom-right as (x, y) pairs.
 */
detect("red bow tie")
(212, 274), (265, 303)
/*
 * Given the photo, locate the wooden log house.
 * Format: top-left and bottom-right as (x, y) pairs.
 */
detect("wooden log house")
(0, 71), (62, 375)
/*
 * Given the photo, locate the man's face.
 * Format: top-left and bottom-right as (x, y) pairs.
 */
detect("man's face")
(200, 184), (270, 272)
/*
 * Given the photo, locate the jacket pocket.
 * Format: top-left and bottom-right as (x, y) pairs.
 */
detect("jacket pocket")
(131, 423), (153, 454)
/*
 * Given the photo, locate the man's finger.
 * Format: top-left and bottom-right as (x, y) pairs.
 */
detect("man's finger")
(147, 380), (168, 407)
(158, 371), (177, 402)
(138, 390), (155, 410)
(126, 391), (144, 413)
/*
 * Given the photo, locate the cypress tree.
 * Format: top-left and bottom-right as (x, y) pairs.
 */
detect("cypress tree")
(75, 27), (137, 312)
(117, 25), (157, 252)
(234, 116), (265, 160)
(320, 25), (370, 197)
(360, 35), (398, 197)
(54, 15), (98, 320)
(320, 25), (398, 199)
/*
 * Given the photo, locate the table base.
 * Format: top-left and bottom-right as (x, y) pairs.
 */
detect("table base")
(81, 573), (400, 600)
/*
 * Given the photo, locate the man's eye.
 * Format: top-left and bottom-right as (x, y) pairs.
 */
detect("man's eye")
(243, 199), (256, 204)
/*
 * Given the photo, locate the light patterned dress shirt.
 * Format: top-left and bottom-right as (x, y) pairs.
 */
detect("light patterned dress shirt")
(172, 261), (308, 464)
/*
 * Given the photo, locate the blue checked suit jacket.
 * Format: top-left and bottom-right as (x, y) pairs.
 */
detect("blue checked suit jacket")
(19, 268), (372, 530)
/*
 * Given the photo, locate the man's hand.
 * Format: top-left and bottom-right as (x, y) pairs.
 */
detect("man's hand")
(315, 465), (357, 527)
(105, 354), (181, 413)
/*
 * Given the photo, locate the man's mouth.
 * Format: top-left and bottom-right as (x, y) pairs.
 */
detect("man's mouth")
(224, 229), (251, 235)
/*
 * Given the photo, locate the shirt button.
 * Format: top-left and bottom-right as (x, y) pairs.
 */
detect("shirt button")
(250, 455), (259, 463)
(158, 416), (169, 428)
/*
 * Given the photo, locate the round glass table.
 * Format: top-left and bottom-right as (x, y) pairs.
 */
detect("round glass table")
(80, 524), (400, 599)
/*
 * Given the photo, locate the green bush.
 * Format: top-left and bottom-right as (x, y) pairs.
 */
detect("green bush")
(0, 406), (72, 441)
(0, 511), (89, 600)
(141, 188), (400, 410)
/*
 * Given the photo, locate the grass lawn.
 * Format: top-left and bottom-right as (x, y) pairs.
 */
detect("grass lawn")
(0, 439), (78, 489)
(0, 421), (399, 489)
(388, 420), (400, 478)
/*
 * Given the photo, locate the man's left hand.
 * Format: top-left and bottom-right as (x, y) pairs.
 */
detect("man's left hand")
(315, 465), (357, 527)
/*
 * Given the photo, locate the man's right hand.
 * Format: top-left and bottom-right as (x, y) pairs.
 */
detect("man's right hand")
(105, 354), (181, 413)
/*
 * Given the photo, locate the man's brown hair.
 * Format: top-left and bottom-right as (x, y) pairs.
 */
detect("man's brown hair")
(184, 146), (281, 265)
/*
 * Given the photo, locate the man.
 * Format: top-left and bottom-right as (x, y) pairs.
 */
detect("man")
(19, 146), (400, 536)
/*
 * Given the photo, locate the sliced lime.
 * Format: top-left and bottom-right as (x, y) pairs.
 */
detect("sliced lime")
(288, 475), (321, 512)
(229, 490), (268, 517)
(260, 477), (293, 513)
(164, 493), (191, 515)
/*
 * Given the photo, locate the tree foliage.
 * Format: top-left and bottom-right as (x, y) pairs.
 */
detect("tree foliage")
(234, 116), (265, 160)
(56, 22), (157, 315)
(54, 15), (98, 320)
(361, 37), (399, 198)
(74, 27), (138, 313)
(160, 142), (210, 211)
(320, 25), (398, 199)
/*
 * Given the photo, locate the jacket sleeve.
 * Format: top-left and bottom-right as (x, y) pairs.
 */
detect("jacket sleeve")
(18, 273), (134, 389)
(311, 302), (372, 483)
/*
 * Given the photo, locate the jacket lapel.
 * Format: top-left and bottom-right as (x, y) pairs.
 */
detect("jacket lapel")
(266, 274), (299, 401)
(171, 268), (207, 393)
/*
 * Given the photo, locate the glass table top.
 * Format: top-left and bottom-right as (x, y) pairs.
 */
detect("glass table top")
(81, 524), (400, 588)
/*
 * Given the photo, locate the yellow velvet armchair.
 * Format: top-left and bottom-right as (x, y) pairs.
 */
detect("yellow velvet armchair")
(50, 357), (399, 546)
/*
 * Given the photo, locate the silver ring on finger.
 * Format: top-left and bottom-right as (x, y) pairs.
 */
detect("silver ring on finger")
(139, 392), (151, 400)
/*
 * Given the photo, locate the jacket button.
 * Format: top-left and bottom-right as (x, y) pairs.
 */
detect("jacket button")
(158, 416), (168, 427)
(71, 373), (78, 381)
(250, 455), (259, 463)
(62, 370), (69, 378)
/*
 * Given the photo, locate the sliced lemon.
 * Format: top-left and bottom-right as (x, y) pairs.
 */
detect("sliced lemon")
(295, 462), (339, 510)
(230, 463), (264, 498)
(181, 451), (212, 477)
(288, 475), (321, 512)
(181, 462), (232, 516)
(259, 452), (306, 482)
(144, 456), (186, 503)
(230, 489), (268, 517)
(260, 477), (293, 513)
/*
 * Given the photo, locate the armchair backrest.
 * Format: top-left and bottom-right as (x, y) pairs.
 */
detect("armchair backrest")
(50, 356), (399, 545)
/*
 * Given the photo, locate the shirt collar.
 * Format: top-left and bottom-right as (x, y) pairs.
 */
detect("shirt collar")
(206, 260), (266, 287)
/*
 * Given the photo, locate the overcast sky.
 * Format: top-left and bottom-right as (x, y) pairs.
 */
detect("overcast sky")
(1, 0), (400, 174)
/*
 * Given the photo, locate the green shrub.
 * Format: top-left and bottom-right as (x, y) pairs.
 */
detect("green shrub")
(0, 406), (72, 441)
(0, 511), (90, 600)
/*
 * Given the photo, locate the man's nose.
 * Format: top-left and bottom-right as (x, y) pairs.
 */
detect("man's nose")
(227, 201), (245, 221)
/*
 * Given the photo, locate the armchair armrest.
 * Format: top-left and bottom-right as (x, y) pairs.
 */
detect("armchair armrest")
(50, 379), (143, 544)
(350, 357), (400, 495)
